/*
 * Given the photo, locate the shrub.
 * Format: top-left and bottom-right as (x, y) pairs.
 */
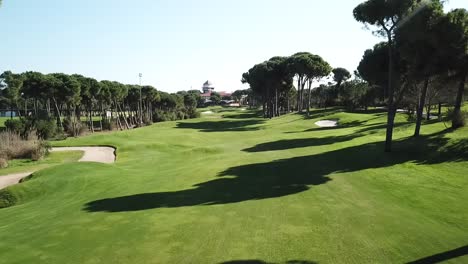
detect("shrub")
(0, 189), (17, 208)
(31, 141), (51, 161)
(102, 119), (115, 131)
(153, 110), (174, 122)
(35, 119), (58, 139)
(176, 110), (186, 120)
(143, 117), (153, 126)
(0, 158), (8, 169)
(63, 118), (86, 136)
(4, 119), (25, 134)
(0, 131), (49, 160)
(186, 108), (200, 119)
(446, 108), (467, 128)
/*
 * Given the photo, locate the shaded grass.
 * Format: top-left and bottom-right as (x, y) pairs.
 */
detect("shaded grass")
(0, 108), (467, 263)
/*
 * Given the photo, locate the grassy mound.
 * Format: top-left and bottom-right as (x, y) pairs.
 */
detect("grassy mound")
(0, 108), (467, 263)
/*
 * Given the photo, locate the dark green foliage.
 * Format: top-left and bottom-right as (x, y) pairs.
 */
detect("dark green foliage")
(1, 69), (202, 137)
(4, 119), (25, 134)
(0, 189), (17, 209)
(210, 92), (222, 105)
(332, 68), (351, 88)
(101, 119), (116, 131)
(186, 108), (200, 119)
(341, 80), (374, 110)
(183, 94), (198, 109)
(153, 109), (178, 122)
(35, 119), (58, 139)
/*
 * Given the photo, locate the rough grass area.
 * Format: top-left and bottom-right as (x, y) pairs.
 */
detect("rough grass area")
(0, 108), (467, 263)
(0, 131), (49, 162)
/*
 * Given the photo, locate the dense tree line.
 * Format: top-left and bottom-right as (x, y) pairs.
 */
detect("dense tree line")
(241, 1), (467, 152)
(0, 71), (200, 138)
(242, 53), (332, 118)
(354, 0), (467, 151)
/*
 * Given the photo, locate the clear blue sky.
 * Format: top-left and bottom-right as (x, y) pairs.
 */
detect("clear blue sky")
(0, 0), (466, 93)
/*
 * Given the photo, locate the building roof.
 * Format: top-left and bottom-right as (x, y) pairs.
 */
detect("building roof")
(219, 91), (232, 97)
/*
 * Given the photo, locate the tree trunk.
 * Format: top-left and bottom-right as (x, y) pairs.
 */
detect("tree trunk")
(307, 79), (312, 116)
(275, 88), (279, 117)
(24, 99), (28, 118)
(52, 97), (64, 130)
(438, 103), (442, 121)
(426, 104), (431, 121)
(384, 34), (395, 153)
(99, 102), (104, 131)
(414, 78), (429, 137)
(297, 78), (301, 112)
(452, 71), (466, 129)
(47, 99), (51, 118)
(118, 102), (130, 129)
(88, 105), (94, 133)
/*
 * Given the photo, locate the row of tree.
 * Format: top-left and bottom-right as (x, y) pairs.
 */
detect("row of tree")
(353, 0), (467, 151)
(241, 1), (467, 152)
(241, 53), (332, 118)
(0, 71), (200, 137)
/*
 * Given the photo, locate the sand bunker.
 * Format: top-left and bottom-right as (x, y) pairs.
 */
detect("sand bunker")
(0, 146), (116, 190)
(51, 147), (115, 164)
(315, 120), (338, 128)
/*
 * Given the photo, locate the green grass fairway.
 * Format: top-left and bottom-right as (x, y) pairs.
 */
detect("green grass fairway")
(0, 108), (467, 263)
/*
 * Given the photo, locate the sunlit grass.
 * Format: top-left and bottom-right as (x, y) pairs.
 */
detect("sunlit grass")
(0, 107), (467, 263)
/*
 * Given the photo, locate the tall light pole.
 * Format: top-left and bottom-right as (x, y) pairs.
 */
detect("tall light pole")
(139, 73), (143, 125)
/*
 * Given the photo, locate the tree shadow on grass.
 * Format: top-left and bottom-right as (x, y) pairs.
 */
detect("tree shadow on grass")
(84, 131), (467, 213)
(298, 108), (342, 120)
(243, 134), (363, 152)
(347, 108), (388, 114)
(406, 245), (468, 264)
(223, 112), (263, 119)
(176, 119), (265, 132)
(352, 122), (414, 135)
(220, 260), (317, 264)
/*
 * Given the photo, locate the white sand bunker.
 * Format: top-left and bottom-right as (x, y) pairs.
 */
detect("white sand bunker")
(0, 146), (116, 190)
(202, 111), (214, 115)
(315, 120), (338, 128)
(50, 147), (115, 164)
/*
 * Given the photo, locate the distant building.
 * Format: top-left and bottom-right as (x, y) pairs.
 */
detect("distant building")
(199, 80), (232, 101)
(0, 111), (17, 117)
(202, 80), (215, 95)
